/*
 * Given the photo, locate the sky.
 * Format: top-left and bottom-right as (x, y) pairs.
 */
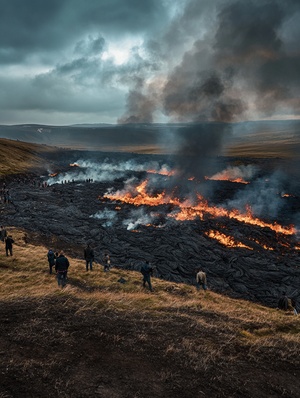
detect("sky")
(0, 0), (299, 125)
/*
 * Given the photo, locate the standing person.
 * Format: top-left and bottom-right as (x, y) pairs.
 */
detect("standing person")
(103, 253), (111, 272)
(47, 249), (56, 274)
(55, 251), (70, 288)
(196, 269), (207, 291)
(0, 226), (7, 242)
(84, 243), (94, 271)
(140, 260), (153, 292)
(5, 235), (14, 256)
(277, 292), (289, 311)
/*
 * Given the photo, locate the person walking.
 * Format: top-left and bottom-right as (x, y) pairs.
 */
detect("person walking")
(277, 292), (289, 311)
(103, 253), (111, 272)
(84, 243), (94, 271)
(47, 249), (56, 274)
(5, 235), (14, 256)
(55, 251), (70, 288)
(140, 260), (154, 292)
(0, 226), (7, 242)
(196, 269), (207, 291)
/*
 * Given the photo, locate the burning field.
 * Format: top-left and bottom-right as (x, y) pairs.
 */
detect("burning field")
(2, 147), (300, 309)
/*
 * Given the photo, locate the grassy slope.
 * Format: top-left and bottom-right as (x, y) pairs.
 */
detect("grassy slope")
(0, 138), (58, 176)
(0, 227), (300, 398)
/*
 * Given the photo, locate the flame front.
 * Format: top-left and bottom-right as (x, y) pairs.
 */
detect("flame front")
(205, 230), (253, 250)
(103, 179), (296, 236)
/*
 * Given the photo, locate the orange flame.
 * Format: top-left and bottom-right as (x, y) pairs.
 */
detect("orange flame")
(103, 179), (296, 236)
(205, 176), (249, 184)
(147, 168), (175, 176)
(205, 230), (253, 249)
(70, 163), (80, 167)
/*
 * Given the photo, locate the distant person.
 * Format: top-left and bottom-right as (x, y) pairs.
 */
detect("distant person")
(55, 251), (70, 288)
(5, 235), (14, 256)
(47, 249), (56, 274)
(84, 243), (94, 271)
(140, 260), (153, 292)
(0, 226), (7, 242)
(196, 269), (207, 291)
(277, 292), (289, 311)
(103, 253), (111, 272)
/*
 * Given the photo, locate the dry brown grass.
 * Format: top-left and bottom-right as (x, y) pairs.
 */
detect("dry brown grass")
(0, 138), (58, 176)
(1, 227), (299, 355)
(1, 227), (300, 397)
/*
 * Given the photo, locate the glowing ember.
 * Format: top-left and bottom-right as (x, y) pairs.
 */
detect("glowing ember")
(249, 238), (274, 251)
(205, 230), (253, 249)
(205, 175), (249, 184)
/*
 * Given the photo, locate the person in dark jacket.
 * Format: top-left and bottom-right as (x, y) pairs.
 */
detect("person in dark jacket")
(5, 235), (14, 256)
(0, 226), (7, 242)
(84, 243), (94, 271)
(277, 292), (289, 311)
(140, 260), (153, 292)
(55, 251), (70, 287)
(47, 249), (56, 274)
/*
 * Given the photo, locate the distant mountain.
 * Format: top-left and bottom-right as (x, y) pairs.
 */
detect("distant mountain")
(0, 120), (299, 157)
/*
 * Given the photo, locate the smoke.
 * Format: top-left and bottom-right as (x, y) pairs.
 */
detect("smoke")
(91, 208), (117, 227)
(47, 158), (173, 185)
(123, 208), (155, 230)
(208, 164), (258, 182)
(227, 171), (286, 219)
(118, 0), (300, 124)
(117, 79), (157, 124)
(169, 123), (232, 186)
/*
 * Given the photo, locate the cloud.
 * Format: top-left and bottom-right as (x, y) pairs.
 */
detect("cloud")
(0, 0), (299, 124)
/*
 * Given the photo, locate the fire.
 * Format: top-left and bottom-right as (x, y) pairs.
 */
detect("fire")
(49, 173), (58, 177)
(70, 163), (80, 167)
(205, 230), (253, 250)
(147, 168), (175, 176)
(205, 176), (249, 184)
(105, 180), (181, 207)
(103, 179), (296, 236)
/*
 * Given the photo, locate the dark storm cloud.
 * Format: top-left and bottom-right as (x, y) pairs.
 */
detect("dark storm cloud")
(0, 0), (168, 64)
(1, 0), (300, 125)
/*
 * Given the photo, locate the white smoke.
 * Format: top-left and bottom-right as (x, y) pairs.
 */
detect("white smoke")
(227, 171), (285, 218)
(123, 208), (155, 230)
(46, 158), (173, 185)
(90, 207), (117, 227)
(209, 165), (258, 182)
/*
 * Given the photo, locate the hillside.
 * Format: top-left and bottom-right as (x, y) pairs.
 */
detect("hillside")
(0, 138), (61, 176)
(1, 120), (300, 157)
(1, 227), (300, 398)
